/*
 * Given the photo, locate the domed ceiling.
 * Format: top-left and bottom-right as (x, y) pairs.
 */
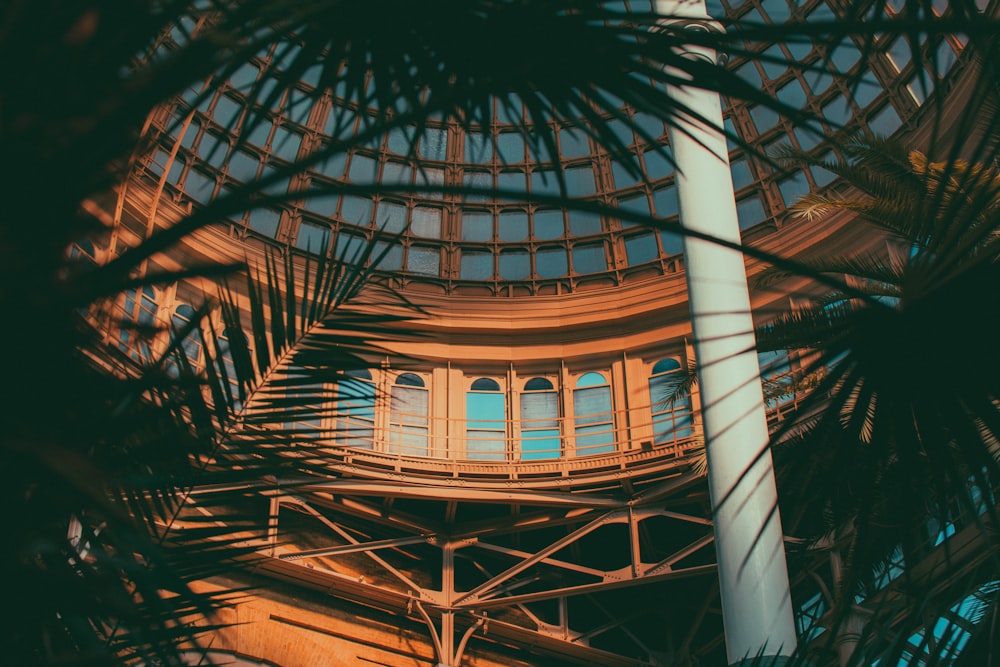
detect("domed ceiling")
(139, 0), (960, 297)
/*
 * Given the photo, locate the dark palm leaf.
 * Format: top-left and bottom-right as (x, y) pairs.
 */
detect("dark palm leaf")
(757, 135), (1000, 663)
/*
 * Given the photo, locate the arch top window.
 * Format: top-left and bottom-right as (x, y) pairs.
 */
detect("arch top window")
(336, 369), (375, 450)
(467, 377), (506, 461)
(471, 377), (501, 391)
(576, 371), (607, 388)
(389, 372), (429, 456)
(396, 372), (425, 387)
(573, 371), (614, 456)
(524, 377), (554, 391)
(649, 358), (693, 444)
(170, 303), (202, 370)
(521, 376), (560, 460)
(652, 358), (681, 375)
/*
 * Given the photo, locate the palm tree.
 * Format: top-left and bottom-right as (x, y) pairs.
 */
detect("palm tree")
(754, 133), (1000, 665)
(4, 0), (999, 664)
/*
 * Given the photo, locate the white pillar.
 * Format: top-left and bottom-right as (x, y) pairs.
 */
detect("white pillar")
(656, 0), (797, 663)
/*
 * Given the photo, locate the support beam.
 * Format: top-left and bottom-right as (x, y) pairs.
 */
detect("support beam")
(657, 0), (797, 663)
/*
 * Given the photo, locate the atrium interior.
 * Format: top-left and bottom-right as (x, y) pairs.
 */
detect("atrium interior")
(50, 0), (1000, 666)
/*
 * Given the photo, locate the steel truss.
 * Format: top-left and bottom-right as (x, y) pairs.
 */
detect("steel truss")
(194, 462), (733, 666)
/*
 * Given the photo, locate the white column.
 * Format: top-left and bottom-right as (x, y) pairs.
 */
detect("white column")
(655, 0), (797, 663)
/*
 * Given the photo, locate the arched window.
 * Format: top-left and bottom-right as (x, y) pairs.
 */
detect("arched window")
(171, 303), (202, 367)
(467, 378), (505, 460)
(520, 377), (560, 460)
(69, 239), (97, 266)
(216, 329), (249, 412)
(389, 373), (429, 456)
(758, 349), (794, 411)
(649, 358), (693, 444)
(117, 286), (158, 363)
(573, 372), (614, 455)
(284, 363), (325, 439)
(335, 369), (375, 450)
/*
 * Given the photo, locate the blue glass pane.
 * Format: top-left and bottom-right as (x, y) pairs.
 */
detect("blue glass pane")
(625, 234), (658, 265)
(499, 250), (530, 280)
(559, 129), (590, 158)
(572, 244), (607, 274)
(420, 128), (448, 160)
(536, 247), (568, 278)
(462, 212), (493, 241)
(497, 132), (525, 163)
(466, 133), (493, 163)
(576, 424), (614, 455)
(305, 194), (339, 217)
(737, 196), (766, 229)
(569, 210), (602, 236)
(229, 151), (259, 182)
(565, 166), (596, 196)
(341, 196), (373, 226)
(407, 246), (440, 275)
(411, 207), (441, 238)
(499, 211), (529, 242)
(296, 223), (331, 252)
(348, 154), (378, 182)
(521, 430), (560, 460)
(534, 211), (564, 239)
(375, 201), (406, 234)
(248, 208), (279, 236)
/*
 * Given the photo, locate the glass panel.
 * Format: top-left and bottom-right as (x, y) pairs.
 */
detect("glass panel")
(248, 208), (280, 236)
(420, 127), (448, 160)
(407, 246), (440, 276)
(524, 377), (553, 391)
(467, 391), (505, 460)
(649, 363), (694, 443)
(334, 231), (366, 261)
(296, 222), (331, 253)
(643, 149), (673, 180)
(499, 249), (530, 280)
(462, 212), (493, 241)
(229, 151), (259, 182)
(336, 375), (375, 450)
(574, 383), (613, 455)
(466, 133), (493, 163)
(382, 161), (411, 186)
(498, 211), (529, 242)
(186, 170), (215, 203)
(521, 391), (560, 460)
(625, 234), (658, 265)
(653, 186), (678, 218)
(305, 194), (339, 217)
(736, 196), (766, 229)
(373, 242), (403, 270)
(536, 247), (568, 278)
(564, 166), (596, 196)
(471, 377), (501, 391)
(460, 251), (493, 280)
(271, 126), (300, 161)
(341, 196), (373, 226)
(376, 202), (407, 233)
(389, 385), (428, 456)
(411, 207), (441, 238)
(534, 210), (564, 239)
(348, 154), (378, 182)
(497, 132), (524, 163)
(569, 210), (602, 236)
(559, 128), (590, 158)
(572, 243), (607, 274)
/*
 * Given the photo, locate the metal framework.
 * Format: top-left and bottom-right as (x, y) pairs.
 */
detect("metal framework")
(187, 449), (728, 666)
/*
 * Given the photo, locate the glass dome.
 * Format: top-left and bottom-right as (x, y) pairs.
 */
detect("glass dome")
(97, 1), (991, 666)
(133, 0), (962, 299)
